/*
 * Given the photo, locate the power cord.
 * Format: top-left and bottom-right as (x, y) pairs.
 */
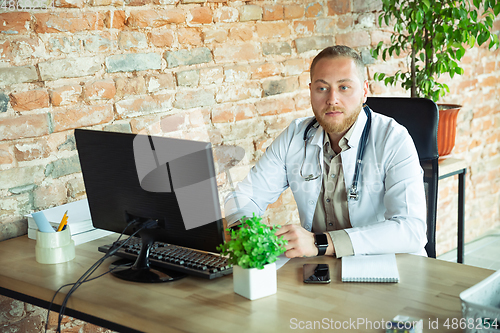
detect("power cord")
(44, 218), (158, 333)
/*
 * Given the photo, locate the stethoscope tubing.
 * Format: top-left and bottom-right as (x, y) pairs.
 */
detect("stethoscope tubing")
(301, 105), (372, 200)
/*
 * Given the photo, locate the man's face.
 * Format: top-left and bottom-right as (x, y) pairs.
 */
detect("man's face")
(309, 57), (368, 136)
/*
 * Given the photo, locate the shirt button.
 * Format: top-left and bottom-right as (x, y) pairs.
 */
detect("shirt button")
(330, 174), (336, 178)
(308, 200), (314, 205)
(329, 223), (333, 226)
(326, 198), (331, 203)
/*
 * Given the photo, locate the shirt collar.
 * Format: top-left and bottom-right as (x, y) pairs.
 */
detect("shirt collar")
(323, 120), (357, 152)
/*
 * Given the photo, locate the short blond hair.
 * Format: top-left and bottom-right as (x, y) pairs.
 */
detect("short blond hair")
(310, 45), (366, 82)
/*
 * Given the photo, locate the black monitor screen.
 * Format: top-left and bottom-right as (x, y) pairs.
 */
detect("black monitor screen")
(74, 129), (225, 254)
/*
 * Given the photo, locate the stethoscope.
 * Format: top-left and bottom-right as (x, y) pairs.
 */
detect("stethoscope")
(300, 104), (372, 201)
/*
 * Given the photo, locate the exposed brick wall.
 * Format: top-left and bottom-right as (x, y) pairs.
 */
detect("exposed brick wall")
(1, 0), (499, 330)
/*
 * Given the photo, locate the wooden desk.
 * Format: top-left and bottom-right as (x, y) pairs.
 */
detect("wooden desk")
(438, 157), (467, 263)
(0, 235), (493, 333)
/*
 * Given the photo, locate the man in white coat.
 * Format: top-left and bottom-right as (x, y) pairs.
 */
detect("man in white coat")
(224, 45), (427, 258)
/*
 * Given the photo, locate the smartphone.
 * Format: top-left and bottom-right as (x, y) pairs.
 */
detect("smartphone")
(303, 264), (331, 284)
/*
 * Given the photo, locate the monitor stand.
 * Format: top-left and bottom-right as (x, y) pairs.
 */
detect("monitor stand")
(110, 228), (187, 283)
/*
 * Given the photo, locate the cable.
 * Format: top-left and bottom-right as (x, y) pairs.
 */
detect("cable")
(55, 223), (147, 332)
(44, 218), (145, 333)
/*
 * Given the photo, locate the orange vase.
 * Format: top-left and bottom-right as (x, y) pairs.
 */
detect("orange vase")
(437, 104), (461, 156)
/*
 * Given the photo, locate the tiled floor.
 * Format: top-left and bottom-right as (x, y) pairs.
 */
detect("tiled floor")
(438, 227), (500, 270)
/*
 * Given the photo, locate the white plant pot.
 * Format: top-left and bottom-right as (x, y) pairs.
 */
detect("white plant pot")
(233, 262), (277, 300)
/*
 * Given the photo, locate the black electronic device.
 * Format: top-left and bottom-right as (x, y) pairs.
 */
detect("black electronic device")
(74, 129), (227, 283)
(303, 264), (331, 284)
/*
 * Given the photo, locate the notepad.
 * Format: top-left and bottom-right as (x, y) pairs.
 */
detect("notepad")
(341, 254), (400, 283)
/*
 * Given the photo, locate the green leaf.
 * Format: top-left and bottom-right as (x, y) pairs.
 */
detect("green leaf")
(471, 10), (478, 23)
(494, 3), (500, 16)
(217, 214), (287, 269)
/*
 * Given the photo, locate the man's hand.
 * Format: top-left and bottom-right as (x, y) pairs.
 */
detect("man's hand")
(274, 224), (318, 258)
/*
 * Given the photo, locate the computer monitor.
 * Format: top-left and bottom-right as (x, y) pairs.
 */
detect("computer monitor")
(74, 128), (225, 283)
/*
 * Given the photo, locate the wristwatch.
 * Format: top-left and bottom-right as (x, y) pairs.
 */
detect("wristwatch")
(314, 233), (328, 256)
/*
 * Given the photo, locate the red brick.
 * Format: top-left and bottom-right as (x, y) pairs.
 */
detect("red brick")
(203, 29), (228, 43)
(127, 9), (184, 28)
(92, 0), (124, 5)
(305, 2), (324, 18)
(178, 28), (203, 46)
(255, 96), (296, 116)
(294, 90), (311, 110)
(83, 79), (116, 101)
(284, 5), (304, 19)
(457, 78), (478, 91)
(256, 22), (291, 39)
(114, 76), (146, 99)
(474, 105), (495, 118)
(283, 58), (307, 76)
(298, 72), (311, 89)
(337, 14), (353, 29)
(50, 84), (82, 106)
(229, 26), (253, 42)
(200, 67), (224, 85)
(211, 104), (234, 123)
(0, 40), (11, 61)
(0, 143), (13, 164)
(160, 113), (187, 133)
(104, 10), (126, 29)
(130, 115), (158, 134)
(51, 104), (114, 132)
(481, 75), (500, 87)
(214, 6), (238, 23)
(34, 12), (106, 33)
(55, 0), (85, 8)
(0, 12), (31, 34)
(336, 30), (370, 48)
(262, 77), (299, 97)
(117, 31), (147, 50)
(145, 73), (176, 92)
(251, 63), (281, 80)
(484, 61), (496, 73)
(234, 103), (257, 121)
(10, 89), (50, 111)
(115, 93), (173, 117)
(0, 114), (50, 141)
(327, 0), (350, 15)
(263, 5), (284, 21)
(212, 103), (256, 123)
(33, 183), (68, 210)
(214, 43), (260, 63)
(370, 30), (392, 46)
(149, 29), (175, 48)
(189, 7), (213, 25)
(216, 82), (261, 103)
(293, 20), (315, 35)
(14, 139), (50, 162)
(126, 0), (150, 5)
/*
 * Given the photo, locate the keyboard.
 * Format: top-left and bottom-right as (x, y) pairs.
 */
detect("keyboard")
(98, 237), (233, 280)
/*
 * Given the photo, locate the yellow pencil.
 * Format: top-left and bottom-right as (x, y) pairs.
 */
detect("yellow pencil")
(56, 211), (68, 232)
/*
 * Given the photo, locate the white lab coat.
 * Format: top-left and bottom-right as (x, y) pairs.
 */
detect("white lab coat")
(225, 108), (428, 256)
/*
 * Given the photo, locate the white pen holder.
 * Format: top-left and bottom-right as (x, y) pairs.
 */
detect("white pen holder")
(35, 227), (75, 264)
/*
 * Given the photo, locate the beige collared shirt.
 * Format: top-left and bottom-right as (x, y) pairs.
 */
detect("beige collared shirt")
(312, 124), (356, 258)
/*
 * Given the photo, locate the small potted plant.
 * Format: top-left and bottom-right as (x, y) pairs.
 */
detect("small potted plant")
(217, 214), (287, 300)
(371, 0), (500, 156)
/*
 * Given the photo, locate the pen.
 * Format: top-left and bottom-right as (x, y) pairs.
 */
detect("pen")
(56, 211), (68, 232)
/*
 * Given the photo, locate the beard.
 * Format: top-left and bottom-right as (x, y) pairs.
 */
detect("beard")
(314, 99), (364, 134)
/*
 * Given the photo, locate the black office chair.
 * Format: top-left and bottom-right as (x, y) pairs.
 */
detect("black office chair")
(366, 97), (439, 258)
